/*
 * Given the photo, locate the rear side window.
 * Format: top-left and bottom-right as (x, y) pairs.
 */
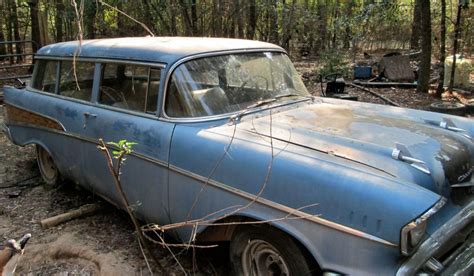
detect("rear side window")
(31, 60), (57, 93)
(99, 63), (161, 114)
(58, 61), (95, 101)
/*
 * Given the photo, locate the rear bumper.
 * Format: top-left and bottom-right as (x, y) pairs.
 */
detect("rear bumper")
(397, 199), (474, 275)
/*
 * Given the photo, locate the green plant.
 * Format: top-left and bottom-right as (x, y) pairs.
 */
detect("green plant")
(318, 49), (352, 78)
(107, 140), (137, 159)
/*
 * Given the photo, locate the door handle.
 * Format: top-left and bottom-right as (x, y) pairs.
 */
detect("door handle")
(83, 112), (97, 129)
(83, 112), (97, 118)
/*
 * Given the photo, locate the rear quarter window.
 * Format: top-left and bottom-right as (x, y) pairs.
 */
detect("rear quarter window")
(31, 60), (57, 93)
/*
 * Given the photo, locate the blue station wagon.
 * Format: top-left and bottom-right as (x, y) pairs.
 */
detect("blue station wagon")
(2, 37), (474, 275)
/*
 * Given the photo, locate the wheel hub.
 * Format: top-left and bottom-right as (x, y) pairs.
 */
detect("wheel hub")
(242, 239), (290, 276)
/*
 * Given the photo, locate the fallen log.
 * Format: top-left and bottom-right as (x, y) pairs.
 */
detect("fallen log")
(353, 80), (417, 88)
(40, 203), (102, 229)
(348, 82), (400, 107)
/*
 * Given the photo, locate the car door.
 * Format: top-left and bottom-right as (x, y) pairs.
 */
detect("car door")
(81, 63), (174, 225)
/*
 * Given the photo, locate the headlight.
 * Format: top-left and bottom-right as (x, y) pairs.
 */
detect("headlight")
(400, 197), (446, 256)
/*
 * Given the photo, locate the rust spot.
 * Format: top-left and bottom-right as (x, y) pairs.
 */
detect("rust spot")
(5, 104), (64, 131)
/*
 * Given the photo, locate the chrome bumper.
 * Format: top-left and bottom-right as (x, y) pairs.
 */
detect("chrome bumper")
(397, 199), (474, 275)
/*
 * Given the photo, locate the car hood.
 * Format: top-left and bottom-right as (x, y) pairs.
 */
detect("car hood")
(237, 100), (474, 196)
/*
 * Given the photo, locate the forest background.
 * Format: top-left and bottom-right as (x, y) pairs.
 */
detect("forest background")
(0, 0), (473, 94)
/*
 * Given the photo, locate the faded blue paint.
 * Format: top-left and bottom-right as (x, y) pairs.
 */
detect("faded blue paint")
(3, 37), (474, 275)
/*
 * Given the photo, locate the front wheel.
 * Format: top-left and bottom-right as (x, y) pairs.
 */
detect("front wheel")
(230, 225), (316, 276)
(36, 146), (61, 186)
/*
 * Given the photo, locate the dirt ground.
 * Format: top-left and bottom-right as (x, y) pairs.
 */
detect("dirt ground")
(0, 104), (228, 275)
(1, 60), (473, 275)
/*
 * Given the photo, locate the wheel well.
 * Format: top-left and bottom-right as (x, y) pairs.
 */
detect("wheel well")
(196, 215), (322, 274)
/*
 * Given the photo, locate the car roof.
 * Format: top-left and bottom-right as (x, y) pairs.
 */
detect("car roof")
(36, 37), (284, 64)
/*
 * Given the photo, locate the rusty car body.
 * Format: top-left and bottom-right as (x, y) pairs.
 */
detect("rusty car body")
(2, 37), (474, 275)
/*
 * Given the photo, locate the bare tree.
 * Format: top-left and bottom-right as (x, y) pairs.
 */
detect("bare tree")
(448, 0), (464, 92)
(416, 0), (431, 93)
(27, 0), (41, 53)
(246, 0), (257, 39)
(55, 0), (64, 42)
(436, 0), (446, 97)
(410, 0), (421, 50)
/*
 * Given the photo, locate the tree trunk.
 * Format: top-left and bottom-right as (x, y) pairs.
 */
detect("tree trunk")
(179, 1), (194, 36)
(55, 0), (64, 42)
(416, 0), (431, 93)
(436, 0), (446, 97)
(85, 2), (97, 39)
(268, 1), (279, 44)
(316, 0), (327, 51)
(343, 1), (354, 49)
(448, 1), (463, 92)
(331, 0), (340, 49)
(235, 0), (244, 38)
(9, 0), (23, 63)
(246, 0), (256, 39)
(191, 0), (198, 35)
(410, 0), (421, 50)
(28, 0), (41, 53)
(6, 0), (14, 64)
(0, 4), (6, 58)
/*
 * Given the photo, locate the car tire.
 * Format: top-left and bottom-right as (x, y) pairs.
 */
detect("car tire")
(230, 225), (316, 276)
(429, 102), (466, 116)
(36, 146), (61, 186)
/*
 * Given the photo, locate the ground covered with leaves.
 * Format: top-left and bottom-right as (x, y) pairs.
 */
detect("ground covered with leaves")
(0, 105), (229, 275)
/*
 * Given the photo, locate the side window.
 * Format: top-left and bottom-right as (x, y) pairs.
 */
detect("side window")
(31, 60), (57, 93)
(58, 61), (95, 101)
(99, 63), (160, 114)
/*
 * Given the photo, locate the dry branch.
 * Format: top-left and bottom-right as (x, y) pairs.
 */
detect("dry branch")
(40, 203), (102, 229)
(348, 82), (400, 107)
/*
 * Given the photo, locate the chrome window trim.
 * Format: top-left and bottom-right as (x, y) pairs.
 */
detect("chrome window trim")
(34, 56), (166, 69)
(23, 87), (160, 121)
(158, 48), (313, 123)
(400, 197), (447, 256)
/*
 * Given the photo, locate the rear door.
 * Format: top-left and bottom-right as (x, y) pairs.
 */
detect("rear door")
(82, 62), (173, 225)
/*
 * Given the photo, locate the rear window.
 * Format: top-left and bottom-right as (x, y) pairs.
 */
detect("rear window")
(31, 60), (57, 93)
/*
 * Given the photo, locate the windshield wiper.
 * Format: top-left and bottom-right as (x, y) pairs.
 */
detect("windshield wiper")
(229, 98), (277, 123)
(275, 93), (300, 99)
(275, 92), (313, 100)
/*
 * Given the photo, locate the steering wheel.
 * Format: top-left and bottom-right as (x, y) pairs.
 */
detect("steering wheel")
(323, 73), (344, 83)
(240, 75), (269, 100)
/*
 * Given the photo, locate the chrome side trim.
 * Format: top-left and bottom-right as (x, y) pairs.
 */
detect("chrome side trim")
(6, 123), (168, 168)
(168, 164), (398, 247)
(5, 102), (67, 131)
(397, 198), (474, 275)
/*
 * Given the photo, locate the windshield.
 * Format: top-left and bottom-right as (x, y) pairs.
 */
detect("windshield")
(165, 52), (310, 118)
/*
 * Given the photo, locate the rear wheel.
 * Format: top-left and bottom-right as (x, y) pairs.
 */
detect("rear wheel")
(230, 225), (316, 276)
(36, 146), (61, 186)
